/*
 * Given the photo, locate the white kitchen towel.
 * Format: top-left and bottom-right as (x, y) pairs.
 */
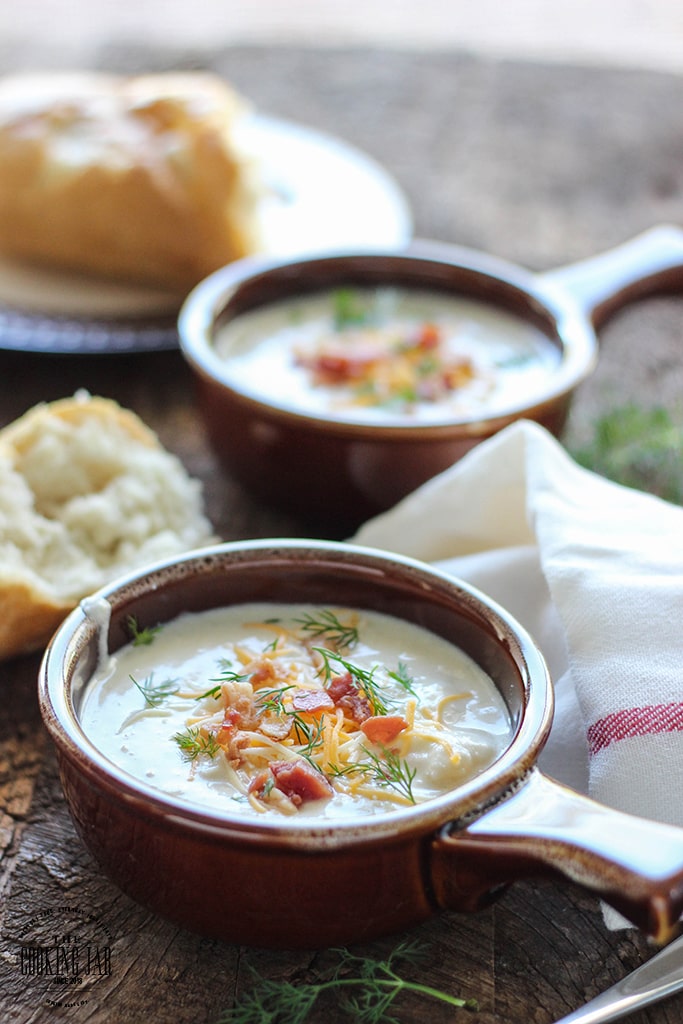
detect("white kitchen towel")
(352, 420), (683, 894)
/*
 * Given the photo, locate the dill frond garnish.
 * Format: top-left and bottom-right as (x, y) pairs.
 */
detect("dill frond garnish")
(126, 615), (162, 646)
(172, 726), (220, 762)
(330, 746), (417, 804)
(295, 609), (359, 651)
(255, 684), (295, 715)
(387, 660), (418, 697)
(217, 939), (478, 1023)
(130, 673), (178, 707)
(313, 647), (390, 716)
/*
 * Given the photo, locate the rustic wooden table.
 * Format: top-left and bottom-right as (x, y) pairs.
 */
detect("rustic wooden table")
(1, 44), (683, 1024)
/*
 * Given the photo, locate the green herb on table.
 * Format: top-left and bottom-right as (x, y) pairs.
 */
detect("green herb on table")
(126, 615), (162, 646)
(218, 940), (478, 1023)
(571, 404), (683, 504)
(130, 672), (178, 708)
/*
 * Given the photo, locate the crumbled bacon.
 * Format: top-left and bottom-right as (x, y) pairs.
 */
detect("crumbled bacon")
(210, 708), (251, 765)
(258, 713), (292, 741)
(214, 706), (241, 745)
(269, 759), (333, 805)
(221, 679), (258, 729)
(361, 714), (409, 746)
(327, 671), (372, 724)
(247, 768), (271, 795)
(296, 347), (378, 385)
(291, 688), (335, 713)
(247, 657), (278, 687)
(414, 322), (441, 349)
(247, 767), (301, 815)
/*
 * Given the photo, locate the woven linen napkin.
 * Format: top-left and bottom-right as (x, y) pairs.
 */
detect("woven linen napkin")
(352, 419), (683, 924)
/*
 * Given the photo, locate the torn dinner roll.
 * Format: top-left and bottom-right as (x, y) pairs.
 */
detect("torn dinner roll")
(0, 71), (263, 293)
(0, 393), (215, 660)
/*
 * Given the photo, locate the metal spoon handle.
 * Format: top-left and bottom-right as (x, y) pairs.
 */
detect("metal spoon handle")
(553, 933), (683, 1024)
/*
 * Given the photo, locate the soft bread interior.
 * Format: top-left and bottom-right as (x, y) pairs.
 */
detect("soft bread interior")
(0, 393), (215, 660)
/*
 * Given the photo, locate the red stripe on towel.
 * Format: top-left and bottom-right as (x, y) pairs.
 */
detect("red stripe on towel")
(587, 703), (683, 755)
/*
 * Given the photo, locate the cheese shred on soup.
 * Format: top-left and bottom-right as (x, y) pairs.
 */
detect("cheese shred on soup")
(80, 603), (513, 820)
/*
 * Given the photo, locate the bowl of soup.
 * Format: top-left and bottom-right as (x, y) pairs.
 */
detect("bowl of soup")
(39, 538), (683, 948)
(177, 226), (683, 532)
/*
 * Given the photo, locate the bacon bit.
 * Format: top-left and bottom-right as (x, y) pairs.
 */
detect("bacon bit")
(214, 706), (241, 745)
(415, 322), (441, 349)
(247, 768), (271, 795)
(296, 344), (379, 385)
(361, 714), (409, 745)
(248, 662), (277, 687)
(222, 679), (258, 729)
(291, 689), (335, 713)
(269, 759), (333, 805)
(210, 708), (252, 766)
(326, 672), (355, 703)
(223, 730), (250, 767)
(327, 671), (372, 725)
(247, 767), (301, 815)
(258, 713), (292, 741)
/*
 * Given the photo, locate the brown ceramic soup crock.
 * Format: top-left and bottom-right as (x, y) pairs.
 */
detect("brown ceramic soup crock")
(39, 539), (683, 949)
(178, 225), (683, 532)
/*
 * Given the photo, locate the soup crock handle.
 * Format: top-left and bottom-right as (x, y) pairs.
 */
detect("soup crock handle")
(431, 767), (683, 943)
(541, 224), (683, 330)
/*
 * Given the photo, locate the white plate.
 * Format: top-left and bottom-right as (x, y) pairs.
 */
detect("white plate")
(0, 115), (413, 354)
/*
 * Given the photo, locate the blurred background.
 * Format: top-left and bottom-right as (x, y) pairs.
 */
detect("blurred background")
(2, 0), (683, 72)
(2, 0), (683, 473)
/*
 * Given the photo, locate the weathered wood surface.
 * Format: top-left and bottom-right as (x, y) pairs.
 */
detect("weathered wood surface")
(1, 45), (683, 1023)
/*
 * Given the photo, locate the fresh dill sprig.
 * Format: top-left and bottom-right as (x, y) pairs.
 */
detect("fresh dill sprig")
(295, 609), (359, 651)
(126, 615), (162, 646)
(387, 660), (418, 698)
(217, 939), (478, 1024)
(130, 672), (178, 708)
(173, 726), (220, 762)
(329, 745), (417, 804)
(313, 647), (390, 716)
(255, 684), (295, 716)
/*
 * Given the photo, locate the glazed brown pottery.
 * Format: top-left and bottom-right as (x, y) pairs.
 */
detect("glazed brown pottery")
(38, 539), (683, 949)
(178, 226), (683, 532)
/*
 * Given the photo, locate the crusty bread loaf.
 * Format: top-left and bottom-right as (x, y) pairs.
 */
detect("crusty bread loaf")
(0, 71), (262, 293)
(0, 393), (216, 660)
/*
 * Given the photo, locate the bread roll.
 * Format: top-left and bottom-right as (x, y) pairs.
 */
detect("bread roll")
(0, 71), (262, 293)
(0, 393), (215, 660)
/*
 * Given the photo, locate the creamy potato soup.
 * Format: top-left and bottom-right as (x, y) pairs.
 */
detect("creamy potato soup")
(80, 603), (512, 820)
(213, 288), (560, 423)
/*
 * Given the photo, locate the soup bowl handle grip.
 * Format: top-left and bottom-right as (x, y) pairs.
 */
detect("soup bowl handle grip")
(541, 224), (683, 330)
(430, 767), (683, 943)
